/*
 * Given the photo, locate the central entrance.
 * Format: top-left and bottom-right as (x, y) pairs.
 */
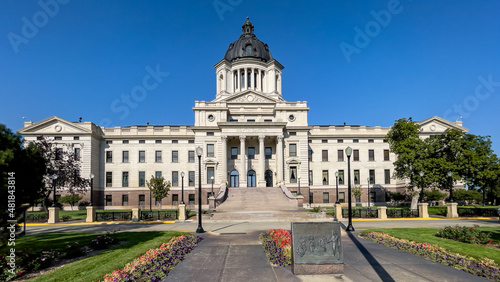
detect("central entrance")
(247, 170), (256, 187)
(230, 170), (239, 187)
(265, 170), (273, 187)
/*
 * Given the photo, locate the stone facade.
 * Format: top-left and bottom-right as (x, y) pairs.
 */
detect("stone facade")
(18, 19), (468, 209)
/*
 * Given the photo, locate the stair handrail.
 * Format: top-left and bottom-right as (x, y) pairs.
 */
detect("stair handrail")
(278, 183), (299, 199)
(215, 182), (228, 206)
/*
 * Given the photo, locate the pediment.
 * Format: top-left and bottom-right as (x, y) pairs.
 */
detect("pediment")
(418, 116), (469, 133)
(19, 116), (91, 135)
(225, 91), (278, 104)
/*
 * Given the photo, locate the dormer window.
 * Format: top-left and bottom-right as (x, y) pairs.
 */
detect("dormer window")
(245, 45), (252, 55)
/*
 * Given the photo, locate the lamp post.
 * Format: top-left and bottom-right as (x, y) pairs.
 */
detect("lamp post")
(447, 171), (454, 202)
(345, 146), (354, 231)
(196, 146), (205, 233)
(51, 174), (58, 207)
(335, 171), (339, 204)
(211, 176), (214, 197)
(180, 171), (185, 204)
(297, 176), (301, 195)
(89, 173), (94, 206)
(367, 177), (371, 210)
(419, 171), (425, 203)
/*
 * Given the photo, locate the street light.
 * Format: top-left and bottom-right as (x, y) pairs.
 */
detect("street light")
(419, 171), (425, 203)
(89, 173), (94, 206)
(196, 146), (205, 233)
(180, 171), (185, 204)
(345, 146), (354, 231)
(51, 174), (58, 207)
(335, 171), (339, 204)
(297, 176), (301, 195)
(367, 177), (371, 210)
(447, 171), (454, 203)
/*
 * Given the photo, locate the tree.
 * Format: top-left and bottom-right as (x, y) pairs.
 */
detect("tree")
(423, 189), (447, 202)
(352, 185), (362, 203)
(58, 194), (83, 210)
(31, 137), (89, 213)
(0, 124), (45, 246)
(146, 176), (171, 210)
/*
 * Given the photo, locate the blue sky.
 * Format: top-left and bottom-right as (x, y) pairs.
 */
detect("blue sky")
(1, 0), (499, 154)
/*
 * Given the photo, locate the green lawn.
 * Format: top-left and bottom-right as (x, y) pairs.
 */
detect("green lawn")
(14, 231), (186, 282)
(361, 227), (500, 263)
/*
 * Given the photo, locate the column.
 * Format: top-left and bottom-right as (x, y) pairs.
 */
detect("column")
(276, 136), (283, 184)
(240, 136), (246, 184)
(221, 135), (227, 184)
(237, 69), (241, 91)
(244, 69), (248, 90)
(258, 135), (266, 186)
(251, 68), (255, 89)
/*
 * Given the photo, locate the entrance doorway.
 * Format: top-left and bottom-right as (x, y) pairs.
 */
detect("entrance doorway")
(247, 170), (256, 187)
(230, 170), (239, 187)
(265, 170), (273, 187)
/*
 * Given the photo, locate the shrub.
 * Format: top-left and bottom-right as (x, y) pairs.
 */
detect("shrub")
(424, 189), (447, 202)
(63, 242), (85, 259)
(436, 225), (492, 244)
(61, 215), (72, 222)
(90, 232), (117, 250)
(311, 206), (321, 212)
(387, 191), (407, 202)
(453, 189), (482, 203)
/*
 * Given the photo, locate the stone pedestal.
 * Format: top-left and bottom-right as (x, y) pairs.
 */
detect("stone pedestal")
(86, 206), (96, 223)
(377, 206), (387, 219)
(296, 195), (304, 208)
(48, 207), (59, 224)
(132, 208), (140, 222)
(446, 202), (458, 218)
(334, 204), (342, 219)
(208, 196), (215, 210)
(418, 203), (429, 218)
(178, 204), (187, 221)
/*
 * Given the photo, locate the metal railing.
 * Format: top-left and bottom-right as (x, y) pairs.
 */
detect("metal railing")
(386, 208), (419, 218)
(96, 211), (132, 221)
(25, 213), (48, 223)
(457, 207), (498, 217)
(140, 210), (178, 221)
(342, 208), (378, 218)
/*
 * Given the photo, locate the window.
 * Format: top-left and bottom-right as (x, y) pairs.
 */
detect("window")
(155, 171), (162, 178)
(189, 140), (194, 143)
(207, 167), (215, 183)
(106, 172), (112, 187)
(139, 140), (145, 144)
(172, 151), (178, 162)
(322, 170), (329, 185)
(139, 151), (145, 163)
(231, 147), (238, 159)
(207, 144), (214, 157)
(353, 149), (359, 161)
(55, 136), (62, 140)
(172, 171), (178, 187)
(323, 192), (330, 203)
(55, 148), (62, 160)
(73, 136), (79, 140)
(290, 166), (297, 183)
(265, 147), (272, 159)
(37, 136), (43, 140)
(188, 150), (195, 162)
(188, 194), (195, 205)
(155, 151), (162, 162)
(289, 132), (296, 136)
(322, 150), (328, 161)
(156, 140), (162, 144)
(104, 139), (111, 144)
(384, 149), (390, 161)
(106, 151), (112, 163)
(122, 151), (129, 162)
(354, 170), (360, 185)
(172, 140), (178, 143)
(247, 119), (255, 122)
(122, 172), (129, 187)
(309, 192), (314, 204)
(385, 169), (391, 184)
(369, 169), (375, 184)
(74, 148), (80, 160)
(337, 139), (343, 143)
(123, 140), (129, 144)
(308, 149), (313, 161)
(122, 195), (128, 206)
(188, 171), (195, 186)
(248, 147), (255, 159)
(172, 194), (179, 205)
(289, 144), (297, 157)
(105, 195), (112, 206)
(339, 192), (345, 203)
(207, 132), (214, 136)
(139, 171), (145, 187)
(246, 45), (252, 55)
(338, 170), (345, 185)
(353, 139), (359, 143)
(322, 139), (328, 143)
(369, 150), (375, 161)
(368, 139), (374, 143)
(383, 139), (388, 143)
(264, 119), (272, 122)
(309, 170), (313, 185)
(139, 194), (145, 207)
(337, 150), (344, 161)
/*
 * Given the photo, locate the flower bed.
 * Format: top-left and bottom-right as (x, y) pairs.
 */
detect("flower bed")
(360, 231), (500, 281)
(103, 234), (202, 282)
(259, 229), (291, 266)
(436, 225), (493, 244)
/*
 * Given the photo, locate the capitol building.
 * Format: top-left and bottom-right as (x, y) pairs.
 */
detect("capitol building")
(19, 18), (467, 209)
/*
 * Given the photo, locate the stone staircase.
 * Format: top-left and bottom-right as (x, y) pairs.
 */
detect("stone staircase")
(216, 186), (297, 212)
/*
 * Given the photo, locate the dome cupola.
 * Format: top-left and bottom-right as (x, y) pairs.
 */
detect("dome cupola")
(224, 17), (273, 63)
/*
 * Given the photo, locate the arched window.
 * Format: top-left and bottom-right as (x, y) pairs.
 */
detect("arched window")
(247, 170), (256, 187)
(245, 45), (252, 55)
(230, 170), (239, 187)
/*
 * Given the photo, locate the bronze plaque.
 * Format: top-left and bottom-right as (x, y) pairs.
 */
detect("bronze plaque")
(291, 222), (343, 264)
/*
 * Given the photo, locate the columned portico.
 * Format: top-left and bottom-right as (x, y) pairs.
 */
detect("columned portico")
(276, 136), (283, 183)
(239, 136), (246, 178)
(221, 135), (227, 183)
(258, 135), (266, 186)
